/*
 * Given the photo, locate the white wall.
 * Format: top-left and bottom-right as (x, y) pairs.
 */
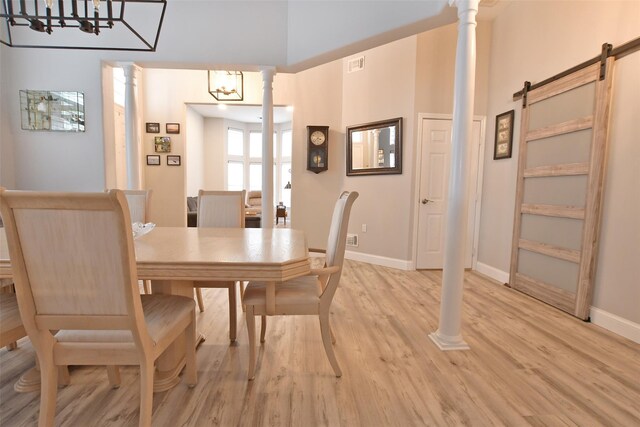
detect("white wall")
(1, 49), (106, 191)
(477, 1), (640, 324)
(203, 118), (225, 193)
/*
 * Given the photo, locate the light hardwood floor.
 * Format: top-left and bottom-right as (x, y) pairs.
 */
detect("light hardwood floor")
(1, 260), (638, 426)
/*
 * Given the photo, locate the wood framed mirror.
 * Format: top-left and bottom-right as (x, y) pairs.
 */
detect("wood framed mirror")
(346, 117), (402, 176)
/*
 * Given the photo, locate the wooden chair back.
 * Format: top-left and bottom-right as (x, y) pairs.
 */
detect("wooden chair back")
(123, 189), (152, 224)
(0, 190), (148, 345)
(197, 190), (245, 228)
(321, 191), (358, 301)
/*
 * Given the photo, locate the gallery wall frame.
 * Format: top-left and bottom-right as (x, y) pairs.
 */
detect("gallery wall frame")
(494, 110), (514, 160)
(167, 155), (181, 166)
(146, 122), (160, 133)
(154, 136), (171, 153)
(146, 155), (160, 166)
(166, 123), (180, 134)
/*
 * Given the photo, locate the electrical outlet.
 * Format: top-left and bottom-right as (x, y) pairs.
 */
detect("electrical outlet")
(361, 224), (367, 233)
(346, 234), (359, 247)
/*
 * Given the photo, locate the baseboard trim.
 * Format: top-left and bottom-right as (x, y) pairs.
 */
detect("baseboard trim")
(474, 262), (510, 285)
(590, 307), (640, 344)
(344, 251), (412, 271)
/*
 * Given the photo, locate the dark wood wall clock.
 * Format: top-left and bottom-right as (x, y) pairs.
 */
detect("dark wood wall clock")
(307, 125), (329, 174)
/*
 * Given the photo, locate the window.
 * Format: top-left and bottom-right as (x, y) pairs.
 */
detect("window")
(227, 161), (244, 191)
(228, 128), (244, 156)
(249, 163), (262, 191)
(249, 132), (262, 158)
(226, 126), (293, 215)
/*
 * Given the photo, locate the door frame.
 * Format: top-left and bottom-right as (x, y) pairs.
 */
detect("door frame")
(411, 113), (486, 270)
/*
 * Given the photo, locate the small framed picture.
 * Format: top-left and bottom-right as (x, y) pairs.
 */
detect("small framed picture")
(494, 110), (515, 160)
(146, 155), (160, 166)
(167, 155), (181, 166)
(166, 123), (180, 134)
(146, 122), (160, 133)
(154, 136), (171, 153)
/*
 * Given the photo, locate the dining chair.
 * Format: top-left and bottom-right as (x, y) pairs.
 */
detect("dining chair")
(0, 189), (197, 427)
(243, 191), (358, 380)
(123, 189), (153, 294)
(195, 190), (245, 342)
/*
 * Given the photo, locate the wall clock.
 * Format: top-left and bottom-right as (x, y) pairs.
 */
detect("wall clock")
(307, 125), (329, 174)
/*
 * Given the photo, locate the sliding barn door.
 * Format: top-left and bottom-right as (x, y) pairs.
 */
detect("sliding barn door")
(510, 59), (614, 320)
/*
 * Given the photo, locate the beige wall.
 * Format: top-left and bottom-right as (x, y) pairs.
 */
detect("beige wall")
(291, 60), (345, 250)
(142, 69), (294, 226)
(185, 106), (204, 197)
(341, 37), (418, 261)
(415, 21), (491, 116)
(202, 118), (225, 193)
(477, 1), (640, 323)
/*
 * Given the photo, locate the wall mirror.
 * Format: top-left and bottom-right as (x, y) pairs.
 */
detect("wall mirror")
(347, 117), (402, 176)
(20, 90), (85, 132)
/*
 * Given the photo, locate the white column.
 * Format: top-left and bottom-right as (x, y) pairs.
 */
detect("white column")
(261, 67), (276, 228)
(429, 0), (479, 351)
(122, 62), (142, 190)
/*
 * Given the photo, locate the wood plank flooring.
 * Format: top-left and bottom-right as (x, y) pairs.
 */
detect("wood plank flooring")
(1, 260), (638, 426)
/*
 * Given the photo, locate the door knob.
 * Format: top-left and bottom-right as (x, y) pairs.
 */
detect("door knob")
(421, 198), (433, 204)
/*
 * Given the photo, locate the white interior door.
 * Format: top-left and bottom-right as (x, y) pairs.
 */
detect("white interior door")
(416, 118), (481, 269)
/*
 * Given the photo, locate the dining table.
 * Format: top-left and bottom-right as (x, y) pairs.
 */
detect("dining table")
(0, 226), (310, 391)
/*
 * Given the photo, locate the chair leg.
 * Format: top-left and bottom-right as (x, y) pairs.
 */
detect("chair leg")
(246, 306), (256, 380)
(143, 280), (152, 295)
(58, 366), (70, 386)
(239, 281), (246, 313)
(195, 288), (205, 313)
(107, 366), (121, 388)
(330, 325), (336, 344)
(38, 353), (58, 427)
(260, 315), (267, 343)
(139, 361), (154, 427)
(319, 312), (342, 377)
(228, 284), (237, 342)
(184, 309), (197, 387)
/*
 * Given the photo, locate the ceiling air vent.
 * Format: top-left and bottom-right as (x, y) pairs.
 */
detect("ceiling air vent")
(347, 56), (365, 73)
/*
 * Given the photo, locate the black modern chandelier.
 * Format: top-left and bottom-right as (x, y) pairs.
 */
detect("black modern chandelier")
(0, 0), (166, 51)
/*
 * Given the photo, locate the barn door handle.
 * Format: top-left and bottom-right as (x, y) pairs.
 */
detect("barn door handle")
(421, 199), (433, 204)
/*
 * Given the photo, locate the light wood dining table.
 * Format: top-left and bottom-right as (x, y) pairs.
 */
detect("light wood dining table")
(0, 226), (310, 391)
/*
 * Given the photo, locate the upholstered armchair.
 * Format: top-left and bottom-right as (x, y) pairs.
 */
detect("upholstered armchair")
(245, 191), (262, 216)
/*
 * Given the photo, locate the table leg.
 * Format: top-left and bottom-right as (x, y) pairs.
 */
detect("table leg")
(151, 279), (204, 392)
(266, 281), (276, 315)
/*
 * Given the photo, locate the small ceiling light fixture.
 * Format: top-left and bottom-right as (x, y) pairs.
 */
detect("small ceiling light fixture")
(208, 70), (243, 101)
(0, 0), (167, 51)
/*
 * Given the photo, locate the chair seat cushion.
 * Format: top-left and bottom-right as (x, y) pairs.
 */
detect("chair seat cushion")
(55, 295), (194, 346)
(243, 275), (320, 307)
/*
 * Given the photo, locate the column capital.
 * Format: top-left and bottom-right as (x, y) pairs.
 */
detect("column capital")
(260, 66), (276, 82)
(119, 62), (141, 74)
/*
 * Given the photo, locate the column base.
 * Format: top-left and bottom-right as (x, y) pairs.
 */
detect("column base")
(429, 331), (470, 351)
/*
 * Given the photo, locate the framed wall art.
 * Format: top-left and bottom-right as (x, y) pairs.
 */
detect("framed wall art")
(154, 136), (171, 153)
(146, 155), (160, 166)
(19, 90), (85, 132)
(494, 110), (514, 160)
(167, 155), (181, 166)
(146, 122), (160, 133)
(166, 123), (180, 134)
